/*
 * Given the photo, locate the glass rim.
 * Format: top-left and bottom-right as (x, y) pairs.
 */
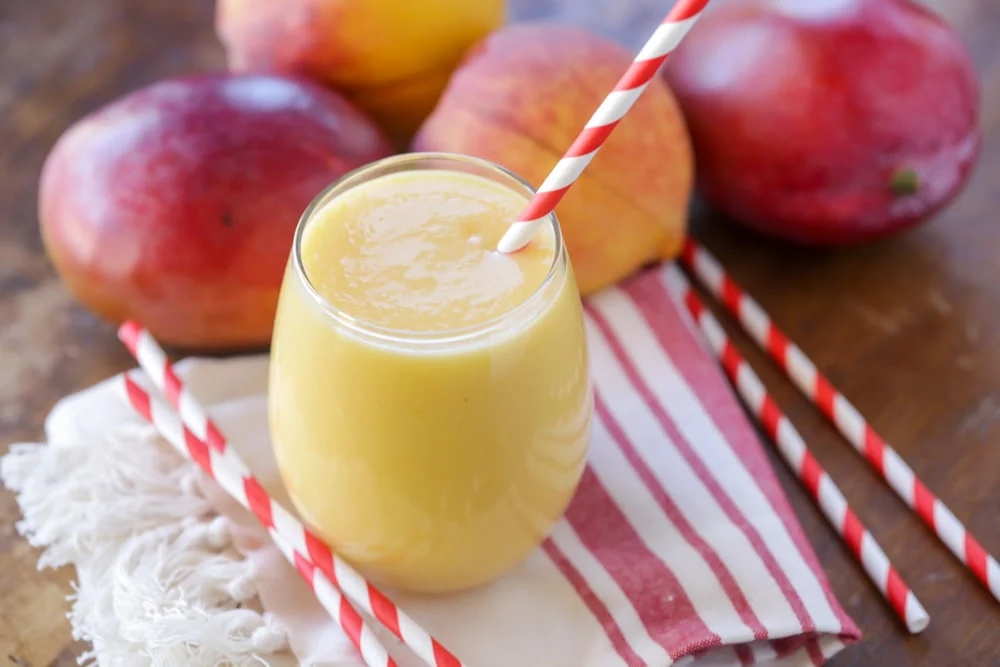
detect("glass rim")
(291, 151), (566, 347)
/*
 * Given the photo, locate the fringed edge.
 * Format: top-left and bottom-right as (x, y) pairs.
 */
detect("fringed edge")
(1, 425), (288, 666)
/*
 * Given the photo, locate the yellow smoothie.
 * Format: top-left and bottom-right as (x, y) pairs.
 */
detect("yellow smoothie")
(269, 154), (592, 593)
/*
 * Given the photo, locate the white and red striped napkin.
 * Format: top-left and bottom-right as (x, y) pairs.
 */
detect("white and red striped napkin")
(9, 262), (860, 666)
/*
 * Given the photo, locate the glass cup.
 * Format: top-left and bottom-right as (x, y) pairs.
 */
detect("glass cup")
(268, 153), (592, 593)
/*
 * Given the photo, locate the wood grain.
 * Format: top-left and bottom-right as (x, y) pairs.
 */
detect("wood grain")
(1, 0), (998, 665)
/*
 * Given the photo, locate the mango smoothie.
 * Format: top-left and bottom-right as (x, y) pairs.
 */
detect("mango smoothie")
(269, 154), (592, 593)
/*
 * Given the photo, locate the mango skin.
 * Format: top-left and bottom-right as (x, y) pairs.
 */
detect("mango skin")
(665, 0), (981, 245)
(412, 24), (694, 295)
(39, 73), (393, 350)
(216, 0), (506, 146)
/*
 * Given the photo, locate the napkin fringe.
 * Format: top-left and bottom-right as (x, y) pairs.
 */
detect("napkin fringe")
(1, 425), (287, 666)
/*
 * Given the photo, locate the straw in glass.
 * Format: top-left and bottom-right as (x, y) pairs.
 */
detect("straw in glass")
(497, 0), (710, 253)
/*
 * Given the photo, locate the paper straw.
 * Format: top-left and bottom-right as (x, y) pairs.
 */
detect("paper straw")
(681, 239), (1000, 605)
(118, 322), (466, 667)
(662, 264), (930, 633)
(497, 0), (710, 253)
(119, 372), (397, 667)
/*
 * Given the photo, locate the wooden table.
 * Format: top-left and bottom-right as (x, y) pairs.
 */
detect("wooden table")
(2, 0), (998, 664)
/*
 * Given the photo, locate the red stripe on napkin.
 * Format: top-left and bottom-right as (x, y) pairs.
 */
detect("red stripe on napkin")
(566, 466), (721, 658)
(628, 273), (859, 637)
(542, 540), (644, 666)
(587, 307), (819, 635)
(594, 394), (769, 642)
(534, 266), (859, 664)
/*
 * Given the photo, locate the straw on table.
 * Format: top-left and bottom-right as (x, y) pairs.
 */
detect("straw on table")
(497, 0), (710, 253)
(681, 239), (1000, 605)
(120, 372), (397, 667)
(118, 322), (466, 667)
(663, 264), (930, 633)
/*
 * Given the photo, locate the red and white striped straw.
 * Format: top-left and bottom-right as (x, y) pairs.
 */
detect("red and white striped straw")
(496, 0), (710, 253)
(118, 322), (466, 667)
(662, 265), (930, 633)
(681, 240), (1000, 605)
(120, 372), (397, 667)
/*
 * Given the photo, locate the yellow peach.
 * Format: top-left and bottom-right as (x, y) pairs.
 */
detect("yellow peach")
(216, 0), (505, 146)
(412, 23), (694, 295)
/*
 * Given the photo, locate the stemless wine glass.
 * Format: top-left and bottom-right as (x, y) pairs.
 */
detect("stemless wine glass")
(268, 153), (592, 594)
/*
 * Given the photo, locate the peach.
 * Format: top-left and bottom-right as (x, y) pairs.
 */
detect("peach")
(39, 73), (393, 350)
(412, 23), (694, 295)
(216, 0), (506, 146)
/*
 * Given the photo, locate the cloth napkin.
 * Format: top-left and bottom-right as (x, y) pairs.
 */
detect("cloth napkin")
(3, 263), (860, 666)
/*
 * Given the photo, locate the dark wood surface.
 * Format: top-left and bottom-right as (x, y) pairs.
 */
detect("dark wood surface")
(1, 0), (998, 664)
